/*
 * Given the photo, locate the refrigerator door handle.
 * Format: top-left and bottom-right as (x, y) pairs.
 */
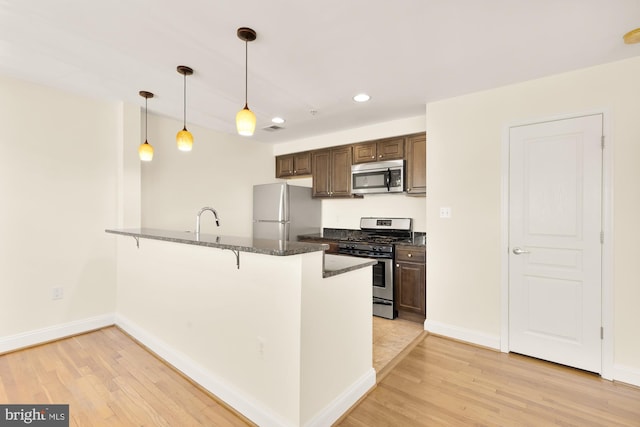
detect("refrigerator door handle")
(279, 184), (288, 222)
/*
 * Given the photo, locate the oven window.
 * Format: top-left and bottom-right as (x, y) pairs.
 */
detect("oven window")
(372, 261), (386, 288)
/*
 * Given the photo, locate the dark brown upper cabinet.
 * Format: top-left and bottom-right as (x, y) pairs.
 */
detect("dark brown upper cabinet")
(352, 136), (405, 164)
(275, 152), (312, 178)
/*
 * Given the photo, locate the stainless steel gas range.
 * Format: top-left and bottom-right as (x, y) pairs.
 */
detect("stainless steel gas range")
(337, 217), (413, 319)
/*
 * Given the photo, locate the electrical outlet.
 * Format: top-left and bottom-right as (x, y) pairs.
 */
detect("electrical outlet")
(439, 207), (452, 219)
(52, 287), (64, 300)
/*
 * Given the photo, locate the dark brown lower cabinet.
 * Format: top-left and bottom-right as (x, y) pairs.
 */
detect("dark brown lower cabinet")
(394, 245), (426, 322)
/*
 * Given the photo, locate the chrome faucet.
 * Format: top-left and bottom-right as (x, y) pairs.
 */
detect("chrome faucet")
(195, 207), (220, 235)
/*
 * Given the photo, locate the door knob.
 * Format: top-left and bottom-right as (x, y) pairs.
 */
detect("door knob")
(512, 247), (530, 255)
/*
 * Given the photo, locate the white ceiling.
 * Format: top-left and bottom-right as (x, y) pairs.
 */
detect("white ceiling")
(1, 0), (639, 143)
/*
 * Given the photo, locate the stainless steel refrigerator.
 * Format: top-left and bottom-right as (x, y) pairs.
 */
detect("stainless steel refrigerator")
(252, 183), (321, 241)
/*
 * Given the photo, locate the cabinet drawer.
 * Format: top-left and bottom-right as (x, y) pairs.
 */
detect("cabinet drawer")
(395, 246), (425, 263)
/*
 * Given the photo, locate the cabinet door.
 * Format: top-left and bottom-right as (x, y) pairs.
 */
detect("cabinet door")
(276, 155), (294, 178)
(377, 137), (405, 161)
(312, 150), (331, 197)
(352, 142), (377, 164)
(395, 262), (426, 316)
(330, 146), (353, 196)
(276, 153), (312, 178)
(293, 152), (312, 175)
(406, 133), (426, 195)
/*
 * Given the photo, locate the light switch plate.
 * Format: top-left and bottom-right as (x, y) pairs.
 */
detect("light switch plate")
(439, 207), (452, 219)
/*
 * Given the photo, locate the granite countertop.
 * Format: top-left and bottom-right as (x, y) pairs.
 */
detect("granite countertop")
(105, 228), (329, 256)
(394, 236), (426, 247)
(322, 254), (377, 278)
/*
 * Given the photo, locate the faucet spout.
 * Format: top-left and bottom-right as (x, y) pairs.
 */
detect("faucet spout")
(196, 207), (220, 234)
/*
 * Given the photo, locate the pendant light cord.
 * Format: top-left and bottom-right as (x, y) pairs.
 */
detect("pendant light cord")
(183, 72), (187, 129)
(244, 40), (248, 106)
(145, 96), (148, 142)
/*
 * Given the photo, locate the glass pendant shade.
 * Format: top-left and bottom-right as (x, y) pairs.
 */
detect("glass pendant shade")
(139, 140), (154, 161)
(176, 128), (193, 151)
(236, 104), (256, 136)
(138, 91), (154, 161)
(624, 28), (640, 44)
(236, 28), (257, 137)
(176, 66), (194, 151)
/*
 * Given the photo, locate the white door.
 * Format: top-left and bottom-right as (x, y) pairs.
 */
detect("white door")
(509, 114), (603, 373)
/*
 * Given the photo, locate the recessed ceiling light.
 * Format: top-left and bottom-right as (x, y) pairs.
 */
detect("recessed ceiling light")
(353, 93), (371, 103)
(271, 117), (285, 124)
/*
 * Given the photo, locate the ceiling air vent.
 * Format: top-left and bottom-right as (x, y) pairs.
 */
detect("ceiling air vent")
(262, 125), (285, 132)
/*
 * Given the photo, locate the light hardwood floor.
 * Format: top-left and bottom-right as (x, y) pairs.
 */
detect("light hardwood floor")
(372, 316), (425, 380)
(338, 334), (640, 426)
(0, 327), (252, 426)
(2, 327), (639, 426)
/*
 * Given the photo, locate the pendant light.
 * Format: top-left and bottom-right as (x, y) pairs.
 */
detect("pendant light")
(236, 27), (257, 136)
(623, 28), (640, 44)
(176, 65), (194, 151)
(138, 91), (154, 162)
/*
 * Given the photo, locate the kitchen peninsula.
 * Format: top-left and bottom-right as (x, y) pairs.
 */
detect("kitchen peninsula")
(106, 228), (376, 427)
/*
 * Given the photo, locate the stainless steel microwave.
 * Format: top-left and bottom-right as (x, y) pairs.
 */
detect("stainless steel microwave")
(351, 159), (405, 194)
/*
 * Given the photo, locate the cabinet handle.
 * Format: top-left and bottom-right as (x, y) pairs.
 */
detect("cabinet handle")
(396, 264), (399, 267)
(379, 154), (383, 158)
(408, 253), (412, 258)
(371, 155), (375, 159)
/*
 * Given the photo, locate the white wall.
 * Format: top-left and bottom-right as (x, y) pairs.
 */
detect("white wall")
(141, 116), (275, 237)
(425, 56), (640, 378)
(0, 75), (118, 340)
(275, 116), (427, 231)
(116, 239), (304, 425)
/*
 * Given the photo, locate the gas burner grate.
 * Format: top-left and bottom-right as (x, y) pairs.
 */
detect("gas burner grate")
(341, 234), (412, 245)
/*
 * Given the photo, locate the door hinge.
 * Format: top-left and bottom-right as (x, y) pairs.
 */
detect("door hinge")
(601, 135), (605, 149)
(601, 327), (604, 340)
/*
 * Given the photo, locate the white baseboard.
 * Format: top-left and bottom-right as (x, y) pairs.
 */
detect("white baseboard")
(4, 314), (638, 419)
(117, 315), (376, 427)
(304, 368), (376, 427)
(424, 320), (640, 388)
(424, 319), (501, 350)
(0, 314), (116, 354)
(612, 363), (640, 388)
(115, 314), (294, 427)
(0, 313), (375, 427)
